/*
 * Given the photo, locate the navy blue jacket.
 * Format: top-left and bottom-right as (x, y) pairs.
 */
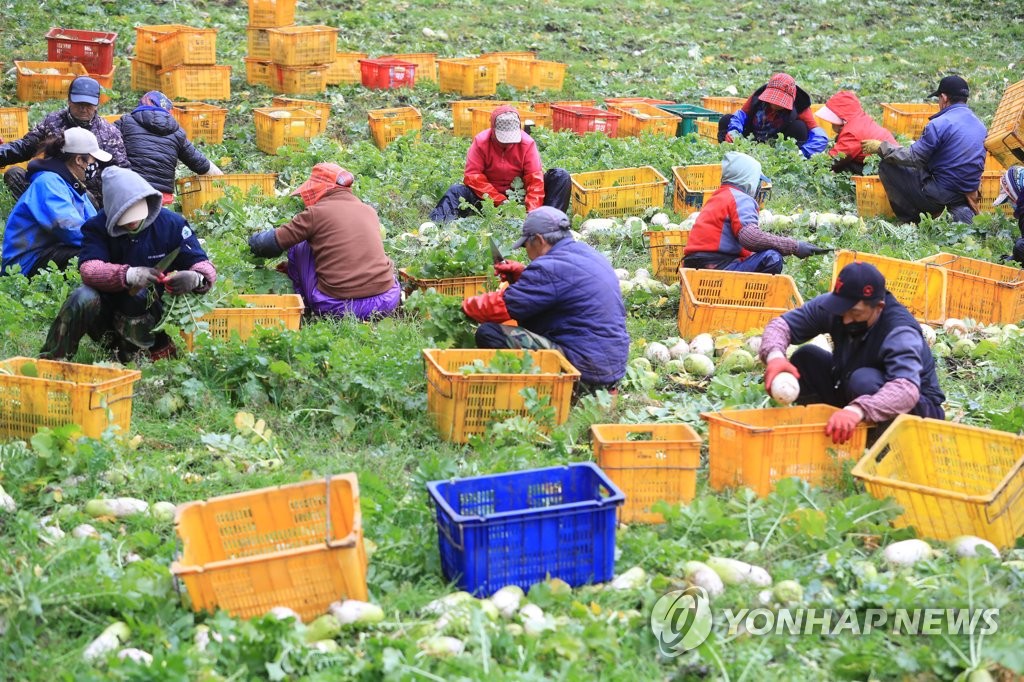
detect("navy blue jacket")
(116, 107), (211, 194)
(890, 103), (987, 195)
(80, 207), (208, 271)
(503, 238), (630, 385)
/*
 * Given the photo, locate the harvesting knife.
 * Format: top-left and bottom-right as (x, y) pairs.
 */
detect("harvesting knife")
(129, 247), (180, 296)
(489, 235), (507, 265)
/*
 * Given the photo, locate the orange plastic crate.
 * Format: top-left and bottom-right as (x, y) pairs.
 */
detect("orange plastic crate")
(678, 268), (803, 338)
(380, 52), (437, 83)
(505, 58), (566, 91)
(0, 107), (29, 141)
(326, 52), (367, 85)
(46, 27), (117, 74)
(398, 269), (490, 298)
(591, 423), (701, 523)
(248, 0), (297, 28)
(481, 51), (536, 81)
(832, 250), (947, 325)
(439, 58), (498, 97)
(700, 96), (746, 114)
(852, 415), (1024, 548)
(552, 105), (622, 136)
(695, 119), (719, 144)
(423, 349), (580, 443)
(672, 164), (771, 217)
(985, 154), (1005, 172)
(702, 404), (868, 497)
(0, 357), (140, 439)
(608, 101), (679, 138)
(134, 24), (188, 65)
(157, 27), (218, 67)
(171, 102), (228, 144)
(186, 294), (304, 348)
(985, 79), (1024, 169)
(130, 58), (162, 91)
(917, 252), (1024, 326)
(880, 102), (939, 138)
(643, 229), (689, 284)
(101, 114), (122, 124)
(979, 169), (1008, 212)
(852, 174), (895, 218)
(272, 96), (330, 134)
(359, 58), (416, 90)
(450, 99), (513, 137)
(176, 173), (278, 218)
(570, 166), (668, 218)
(244, 58), (273, 87)
(468, 106), (551, 136)
(159, 65), (231, 100)
(171, 475), (368, 622)
(368, 107), (422, 149)
(246, 25), (277, 60)
(604, 97), (674, 106)
(254, 107), (321, 154)
(15, 61), (88, 102)
(269, 63), (328, 95)
(267, 25), (338, 66)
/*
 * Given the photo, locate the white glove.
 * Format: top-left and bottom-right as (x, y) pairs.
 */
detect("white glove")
(203, 162), (224, 176)
(125, 266), (160, 289)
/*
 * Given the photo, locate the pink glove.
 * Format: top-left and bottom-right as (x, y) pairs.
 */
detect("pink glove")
(724, 132), (735, 143)
(494, 260), (526, 283)
(825, 408), (861, 444)
(764, 357), (800, 395)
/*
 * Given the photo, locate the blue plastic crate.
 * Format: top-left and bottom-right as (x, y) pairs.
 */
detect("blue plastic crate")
(427, 462), (625, 595)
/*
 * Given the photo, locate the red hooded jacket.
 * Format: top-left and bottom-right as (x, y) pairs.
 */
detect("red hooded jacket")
(464, 105), (545, 211)
(824, 91), (897, 168)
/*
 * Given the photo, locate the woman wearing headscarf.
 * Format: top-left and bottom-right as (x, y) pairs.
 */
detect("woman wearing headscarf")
(993, 166), (1024, 265)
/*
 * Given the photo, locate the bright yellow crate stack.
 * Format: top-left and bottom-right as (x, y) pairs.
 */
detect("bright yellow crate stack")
(171, 475), (369, 622)
(880, 102), (939, 138)
(643, 229), (689, 284)
(985, 79), (1024, 169)
(852, 415), (1024, 547)
(185, 294), (304, 349)
(469, 106), (552, 136)
(381, 52), (437, 83)
(702, 405), (869, 497)
(272, 96), (330, 135)
(700, 96), (745, 114)
(171, 102), (228, 144)
(254, 107), (320, 153)
(398, 269), (490, 299)
(269, 63), (327, 95)
(832, 250), (946, 325)
(152, 27), (218, 67)
(695, 119), (719, 144)
(678, 269), (803, 338)
(591, 423), (701, 523)
(608, 101), (678, 138)
(852, 175), (894, 218)
(481, 51), (536, 81)
(450, 100), (514, 137)
(245, 0), (297, 86)
(130, 59), (162, 91)
(160, 65), (232, 100)
(0, 107), (29, 172)
(176, 173), (278, 218)
(0, 357), (141, 440)
(267, 25), (336, 66)
(244, 58), (274, 87)
(248, 0), (296, 27)
(327, 52), (367, 85)
(570, 166), (668, 218)
(439, 58), (499, 97)
(672, 164), (771, 217)
(917, 252), (1024, 325)
(246, 26), (274, 60)
(423, 349), (580, 443)
(14, 61), (88, 102)
(134, 25), (229, 100)
(368, 107), (422, 149)
(506, 58), (566, 91)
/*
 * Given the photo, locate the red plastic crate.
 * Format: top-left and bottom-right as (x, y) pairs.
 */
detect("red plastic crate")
(46, 28), (117, 74)
(551, 105), (622, 137)
(358, 58), (416, 90)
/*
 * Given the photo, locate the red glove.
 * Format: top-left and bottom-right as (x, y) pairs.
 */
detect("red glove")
(764, 357), (800, 395)
(724, 132), (735, 143)
(825, 408), (861, 444)
(461, 291), (511, 323)
(494, 260), (526, 283)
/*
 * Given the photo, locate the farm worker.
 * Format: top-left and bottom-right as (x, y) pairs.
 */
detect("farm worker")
(39, 167), (216, 362)
(460, 207), (630, 396)
(718, 73), (829, 158)
(116, 91), (223, 206)
(0, 76), (130, 204)
(993, 165), (1024, 264)
(861, 75), (987, 225)
(682, 151), (829, 273)
(248, 162), (400, 320)
(759, 261), (945, 444)
(429, 106), (571, 222)
(1, 129), (104, 277)
(815, 91), (897, 175)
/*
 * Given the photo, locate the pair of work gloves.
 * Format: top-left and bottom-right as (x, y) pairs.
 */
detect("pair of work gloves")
(125, 267), (204, 295)
(763, 356), (862, 444)
(460, 261), (525, 323)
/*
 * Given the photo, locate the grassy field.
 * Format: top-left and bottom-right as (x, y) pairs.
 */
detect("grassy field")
(1, 0), (1023, 679)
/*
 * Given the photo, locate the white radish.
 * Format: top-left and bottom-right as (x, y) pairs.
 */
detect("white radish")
(689, 333), (714, 356)
(151, 501), (176, 522)
(745, 336), (763, 355)
(266, 606), (301, 621)
(919, 323), (937, 346)
(85, 498), (149, 518)
(329, 599), (385, 626)
(489, 585), (524, 619)
(950, 536), (999, 558)
(423, 591), (474, 616)
(706, 557), (772, 587)
(651, 212), (671, 226)
(0, 484), (16, 513)
(581, 218), (616, 233)
(303, 614), (341, 642)
(614, 268), (630, 281)
(610, 566), (647, 590)
(645, 342), (671, 366)
(633, 268), (651, 281)
(683, 561), (724, 597)
(72, 523), (99, 539)
(769, 372), (800, 405)
(419, 635), (465, 656)
(518, 603), (544, 622)
(669, 339), (690, 360)
(683, 353), (715, 378)
(117, 648), (153, 666)
(883, 539), (933, 566)
(83, 622), (130, 662)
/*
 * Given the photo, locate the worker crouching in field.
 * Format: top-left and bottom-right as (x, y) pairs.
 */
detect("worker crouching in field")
(248, 163), (400, 320)
(815, 90), (896, 175)
(719, 73), (829, 159)
(460, 207), (630, 397)
(40, 167), (216, 362)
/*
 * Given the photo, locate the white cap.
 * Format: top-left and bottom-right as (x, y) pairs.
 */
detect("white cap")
(815, 105), (844, 125)
(118, 199), (150, 226)
(62, 127), (112, 162)
(493, 112), (522, 144)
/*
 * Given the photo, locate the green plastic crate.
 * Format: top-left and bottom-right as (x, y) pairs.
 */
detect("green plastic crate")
(656, 103), (720, 136)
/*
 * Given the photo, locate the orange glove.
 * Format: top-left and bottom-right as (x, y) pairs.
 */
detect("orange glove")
(764, 357), (800, 395)
(494, 260), (525, 283)
(461, 291), (511, 323)
(825, 408), (861, 444)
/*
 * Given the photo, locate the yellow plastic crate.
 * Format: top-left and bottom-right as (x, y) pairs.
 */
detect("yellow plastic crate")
(398, 269), (489, 299)
(185, 294), (304, 349)
(244, 58), (273, 87)
(917, 252), (1024, 326)
(700, 96), (745, 115)
(570, 166), (668, 218)
(880, 102), (939, 138)
(269, 63), (327, 95)
(643, 229), (689, 283)
(154, 27), (218, 67)
(608, 101), (679, 138)
(468, 106), (551, 136)
(101, 114), (122, 124)
(423, 349), (580, 443)
(272, 96), (330, 135)
(248, 0), (297, 28)
(159, 64), (231, 100)
(176, 173), (278, 218)
(506, 58), (566, 91)
(678, 268), (803, 338)
(439, 58), (498, 97)
(702, 405), (868, 497)
(134, 24), (189, 65)
(171, 475), (368, 622)
(591, 423), (701, 523)
(451, 99), (514, 137)
(985, 79), (1024, 169)
(979, 169), (1008, 212)
(90, 67), (115, 105)
(852, 174), (895, 218)
(852, 415), (1024, 547)
(0, 357), (141, 440)
(0, 107), (29, 141)
(672, 164), (771, 217)
(171, 102), (228, 144)
(368, 107), (422, 149)
(381, 52), (437, 83)
(481, 51), (536, 81)
(246, 25), (277, 60)
(130, 58), (162, 91)
(267, 25), (338, 66)
(15, 61), (88, 102)
(326, 52), (367, 85)
(985, 154), (1005, 172)
(695, 119), (719, 145)
(832, 250), (946, 325)
(254, 107), (320, 154)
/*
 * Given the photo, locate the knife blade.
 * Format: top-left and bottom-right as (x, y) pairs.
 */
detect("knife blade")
(489, 235), (506, 265)
(129, 246), (180, 296)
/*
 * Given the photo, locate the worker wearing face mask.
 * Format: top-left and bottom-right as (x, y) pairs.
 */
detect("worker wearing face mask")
(758, 261), (945, 444)
(0, 76), (130, 203)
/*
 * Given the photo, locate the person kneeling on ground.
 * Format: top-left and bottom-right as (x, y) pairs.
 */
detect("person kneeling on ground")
(815, 90), (897, 175)
(460, 207), (630, 397)
(249, 162), (400, 320)
(40, 167), (216, 362)
(993, 165), (1024, 265)
(718, 73), (829, 158)
(682, 151), (829, 273)
(759, 261), (945, 445)
(430, 106), (571, 222)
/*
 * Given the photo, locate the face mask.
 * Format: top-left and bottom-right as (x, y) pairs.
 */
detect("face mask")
(844, 320), (869, 337)
(84, 161), (99, 181)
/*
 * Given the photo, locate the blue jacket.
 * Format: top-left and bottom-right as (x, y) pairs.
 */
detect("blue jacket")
(79, 207), (208, 271)
(896, 103), (987, 194)
(503, 238), (630, 385)
(1, 158), (97, 275)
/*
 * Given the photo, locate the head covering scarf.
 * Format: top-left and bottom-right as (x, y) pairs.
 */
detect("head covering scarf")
(138, 91), (174, 112)
(291, 162), (355, 207)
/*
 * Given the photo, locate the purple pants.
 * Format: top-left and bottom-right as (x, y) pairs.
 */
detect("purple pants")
(286, 241), (400, 320)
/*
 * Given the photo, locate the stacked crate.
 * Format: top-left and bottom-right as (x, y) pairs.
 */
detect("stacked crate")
(45, 28), (118, 101)
(132, 25), (230, 100)
(246, 0), (294, 86)
(245, 0), (335, 94)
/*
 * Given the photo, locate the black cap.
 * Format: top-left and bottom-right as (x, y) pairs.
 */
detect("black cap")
(821, 262), (886, 315)
(929, 75), (970, 99)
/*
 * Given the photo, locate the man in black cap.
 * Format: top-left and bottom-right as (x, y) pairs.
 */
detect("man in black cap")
(861, 75), (987, 225)
(759, 261), (945, 444)
(0, 76), (130, 202)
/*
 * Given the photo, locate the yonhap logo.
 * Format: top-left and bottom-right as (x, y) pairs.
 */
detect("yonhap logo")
(650, 586), (713, 656)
